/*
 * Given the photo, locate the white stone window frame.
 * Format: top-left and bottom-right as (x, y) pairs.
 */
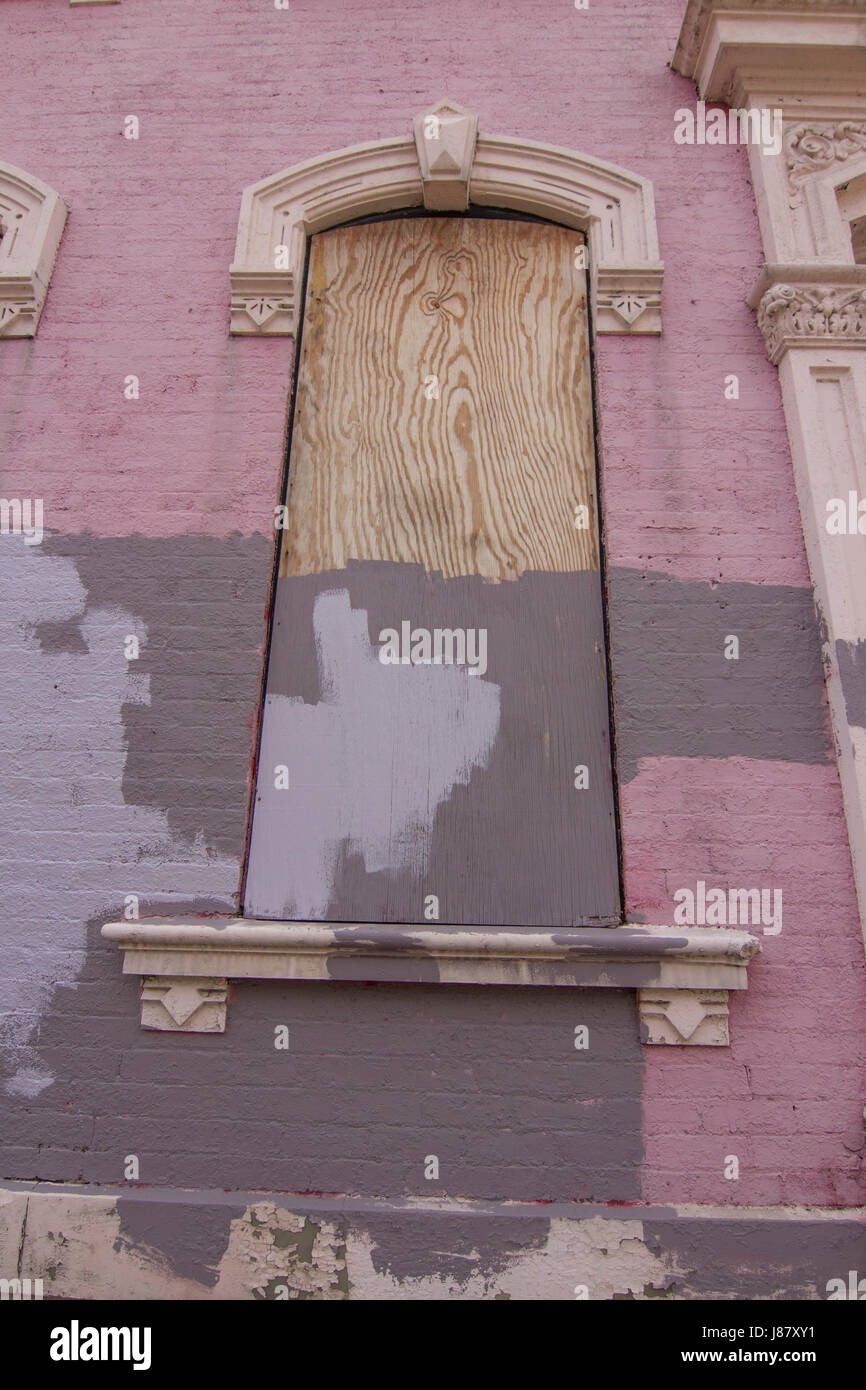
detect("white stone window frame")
(103, 100), (763, 1039)
(228, 100), (664, 338)
(674, 0), (866, 961)
(799, 146), (866, 265)
(0, 161), (67, 338)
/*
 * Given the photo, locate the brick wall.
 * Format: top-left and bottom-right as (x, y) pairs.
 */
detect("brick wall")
(0, 0), (864, 1264)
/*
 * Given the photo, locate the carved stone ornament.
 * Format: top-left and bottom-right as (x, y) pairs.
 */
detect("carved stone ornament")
(140, 977), (228, 1033)
(756, 281), (866, 364)
(786, 122), (866, 190)
(413, 99), (478, 211)
(638, 989), (730, 1046)
(0, 162), (67, 338)
(229, 101), (664, 336)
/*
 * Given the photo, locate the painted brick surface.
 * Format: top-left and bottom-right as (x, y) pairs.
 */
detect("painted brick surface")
(0, 0), (865, 1289)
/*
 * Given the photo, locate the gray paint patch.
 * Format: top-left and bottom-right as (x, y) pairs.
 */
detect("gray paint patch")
(0, 535), (258, 1093)
(646, 1219), (866, 1300)
(361, 1211), (550, 1286)
(42, 532), (271, 857)
(326, 953), (441, 983)
(247, 562), (622, 927)
(33, 616), (88, 653)
(5, 962), (643, 1202)
(608, 569), (832, 781)
(115, 1197), (244, 1287)
(836, 637), (866, 729)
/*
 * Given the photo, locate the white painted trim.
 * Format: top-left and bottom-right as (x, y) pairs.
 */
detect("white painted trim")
(229, 101), (664, 336)
(674, 1), (866, 952)
(673, 3), (866, 105)
(101, 919), (760, 1039)
(0, 161), (67, 338)
(800, 145), (866, 262)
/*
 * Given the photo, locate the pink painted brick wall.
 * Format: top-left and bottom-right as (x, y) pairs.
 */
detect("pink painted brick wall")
(1, 0), (864, 1209)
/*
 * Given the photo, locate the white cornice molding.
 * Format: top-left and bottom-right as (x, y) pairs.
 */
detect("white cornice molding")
(102, 919), (760, 1043)
(0, 161), (67, 338)
(229, 100), (664, 337)
(673, 2), (866, 104)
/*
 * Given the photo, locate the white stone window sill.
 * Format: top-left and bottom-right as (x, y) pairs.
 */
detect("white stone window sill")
(101, 919), (761, 1046)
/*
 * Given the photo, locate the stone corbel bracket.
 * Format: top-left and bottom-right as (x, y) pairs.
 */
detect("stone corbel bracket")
(102, 920), (760, 1043)
(229, 99), (664, 336)
(0, 161), (68, 337)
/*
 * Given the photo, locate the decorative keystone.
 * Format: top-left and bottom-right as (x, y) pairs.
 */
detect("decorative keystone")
(413, 100), (478, 211)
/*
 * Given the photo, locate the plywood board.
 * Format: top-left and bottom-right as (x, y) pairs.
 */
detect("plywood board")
(246, 216), (621, 927)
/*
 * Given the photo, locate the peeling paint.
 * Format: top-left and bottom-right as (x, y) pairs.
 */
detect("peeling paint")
(115, 1197), (243, 1287)
(220, 1203), (347, 1300)
(6, 1186), (864, 1300)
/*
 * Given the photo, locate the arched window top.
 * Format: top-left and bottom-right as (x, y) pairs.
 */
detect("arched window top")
(229, 100), (664, 337)
(0, 160), (67, 338)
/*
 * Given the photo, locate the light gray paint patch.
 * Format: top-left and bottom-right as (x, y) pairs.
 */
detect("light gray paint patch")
(0, 536), (245, 1096)
(645, 1219), (866, 1300)
(115, 1197), (244, 1287)
(836, 637), (866, 729)
(246, 587), (501, 920)
(608, 569), (833, 781)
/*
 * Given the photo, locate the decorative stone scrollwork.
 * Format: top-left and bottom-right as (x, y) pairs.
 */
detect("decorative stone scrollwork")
(756, 281), (866, 364)
(785, 122), (866, 190)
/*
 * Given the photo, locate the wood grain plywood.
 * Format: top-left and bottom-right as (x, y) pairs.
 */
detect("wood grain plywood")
(280, 217), (596, 582)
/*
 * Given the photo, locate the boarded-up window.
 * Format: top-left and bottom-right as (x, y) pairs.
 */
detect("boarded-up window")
(244, 216), (621, 927)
